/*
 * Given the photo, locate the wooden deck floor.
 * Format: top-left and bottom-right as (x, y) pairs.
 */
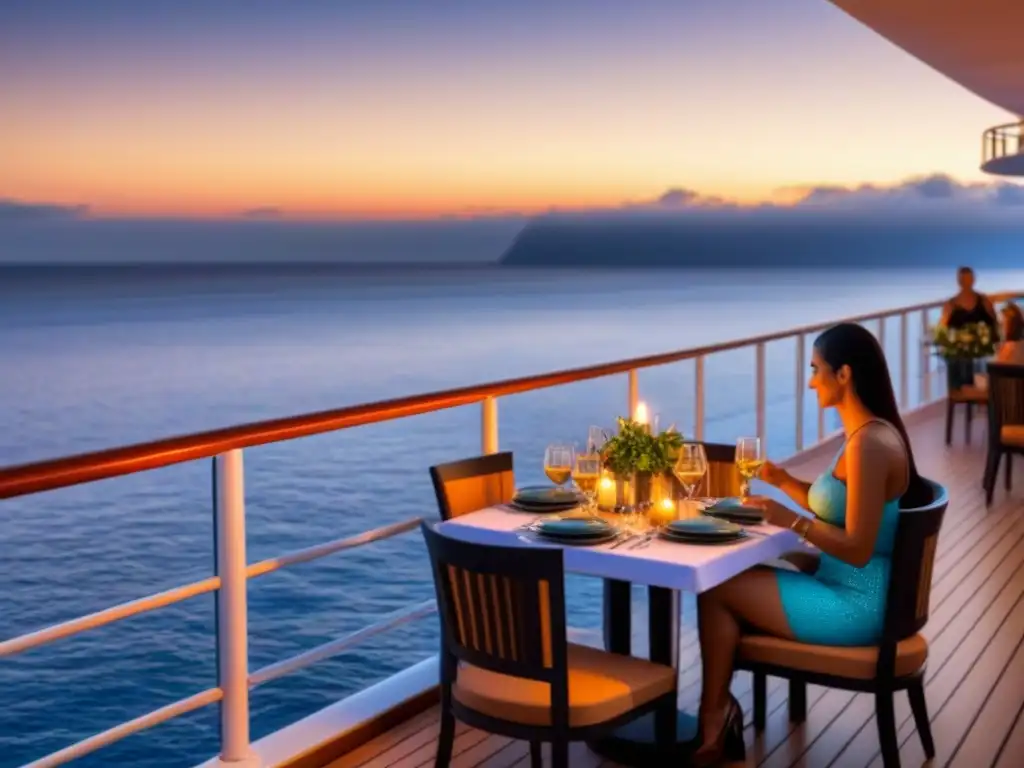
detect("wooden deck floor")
(328, 407), (1024, 768)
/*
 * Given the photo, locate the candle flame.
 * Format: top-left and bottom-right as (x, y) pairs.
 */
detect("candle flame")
(634, 401), (649, 425)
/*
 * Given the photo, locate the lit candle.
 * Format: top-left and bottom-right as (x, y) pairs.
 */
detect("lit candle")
(658, 497), (676, 520)
(634, 401), (649, 429)
(597, 475), (617, 510)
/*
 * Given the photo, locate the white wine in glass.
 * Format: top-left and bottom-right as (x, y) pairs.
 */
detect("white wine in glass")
(574, 453), (602, 509)
(735, 436), (764, 499)
(544, 444), (575, 488)
(673, 442), (708, 500)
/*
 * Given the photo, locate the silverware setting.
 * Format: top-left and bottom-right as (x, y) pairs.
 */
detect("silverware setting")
(628, 532), (657, 549)
(607, 532), (637, 549)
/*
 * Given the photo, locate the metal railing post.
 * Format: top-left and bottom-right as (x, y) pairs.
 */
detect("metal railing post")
(795, 335), (805, 452)
(481, 396), (498, 454)
(899, 312), (909, 409)
(214, 450), (259, 767)
(627, 369), (639, 417)
(920, 310), (932, 403)
(755, 343), (766, 447)
(876, 316), (886, 356)
(694, 356), (705, 441)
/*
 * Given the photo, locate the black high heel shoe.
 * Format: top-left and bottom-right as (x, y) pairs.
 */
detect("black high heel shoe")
(693, 694), (746, 766)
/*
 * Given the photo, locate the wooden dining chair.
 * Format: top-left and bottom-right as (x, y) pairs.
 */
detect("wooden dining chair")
(429, 452), (515, 520)
(735, 480), (948, 768)
(421, 522), (678, 768)
(945, 363), (988, 446)
(984, 363), (1024, 505)
(666, 441), (743, 498)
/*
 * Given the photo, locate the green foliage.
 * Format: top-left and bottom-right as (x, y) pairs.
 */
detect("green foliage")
(601, 417), (683, 475)
(931, 322), (995, 360)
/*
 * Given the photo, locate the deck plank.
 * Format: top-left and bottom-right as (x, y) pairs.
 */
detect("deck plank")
(994, 703), (1024, 768)
(324, 407), (1023, 768)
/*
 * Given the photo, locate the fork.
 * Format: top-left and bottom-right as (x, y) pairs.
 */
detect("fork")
(628, 531), (657, 550)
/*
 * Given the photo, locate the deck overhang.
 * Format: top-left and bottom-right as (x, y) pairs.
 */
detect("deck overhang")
(828, 0), (1024, 176)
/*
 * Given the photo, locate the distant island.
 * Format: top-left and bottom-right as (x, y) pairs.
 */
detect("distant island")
(499, 213), (1024, 268)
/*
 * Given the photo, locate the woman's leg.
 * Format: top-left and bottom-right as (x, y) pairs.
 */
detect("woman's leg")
(697, 566), (794, 746)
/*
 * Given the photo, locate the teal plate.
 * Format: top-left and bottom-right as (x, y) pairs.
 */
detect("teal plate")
(508, 501), (579, 514)
(533, 530), (619, 546)
(658, 529), (747, 545)
(705, 497), (764, 513)
(535, 518), (613, 538)
(665, 518), (742, 536)
(514, 487), (581, 506)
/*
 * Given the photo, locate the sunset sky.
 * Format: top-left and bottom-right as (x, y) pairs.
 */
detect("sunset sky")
(0, 0), (1015, 219)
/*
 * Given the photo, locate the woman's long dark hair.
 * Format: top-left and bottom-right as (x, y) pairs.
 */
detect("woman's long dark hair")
(814, 323), (932, 508)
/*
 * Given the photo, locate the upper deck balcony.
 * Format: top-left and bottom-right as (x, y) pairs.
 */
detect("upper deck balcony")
(981, 121), (1024, 177)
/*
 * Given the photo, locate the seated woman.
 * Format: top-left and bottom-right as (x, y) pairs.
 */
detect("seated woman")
(940, 266), (998, 333)
(691, 322), (933, 766)
(994, 302), (1024, 365)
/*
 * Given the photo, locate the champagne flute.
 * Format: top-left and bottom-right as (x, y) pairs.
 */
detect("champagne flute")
(735, 436), (765, 500)
(543, 444), (575, 490)
(574, 452), (602, 510)
(673, 442), (708, 506)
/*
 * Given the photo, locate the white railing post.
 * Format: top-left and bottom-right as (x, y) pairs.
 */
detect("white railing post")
(900, 312), (909, 409)
(627, 369), (639, 417)
(920, 309), (932, 403)
(694, 356), (705, 441)
(481, 396), (498, 454)
(755, 343), (766, 447)
(215, 450), (259, 767)
(876, 316), (886, 356)
(795, 335), (805, 452)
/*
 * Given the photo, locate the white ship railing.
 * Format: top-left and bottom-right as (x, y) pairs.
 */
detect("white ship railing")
(1, 291), (1021, 767)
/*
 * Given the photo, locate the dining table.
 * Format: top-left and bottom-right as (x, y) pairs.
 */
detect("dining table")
(437, 502), (805, 766)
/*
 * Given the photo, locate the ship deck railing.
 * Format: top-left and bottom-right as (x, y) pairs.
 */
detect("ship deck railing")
(1, 290), (1021, 768)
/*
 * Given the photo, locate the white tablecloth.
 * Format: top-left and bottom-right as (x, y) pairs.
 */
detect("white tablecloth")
(437, 506), (803, 594)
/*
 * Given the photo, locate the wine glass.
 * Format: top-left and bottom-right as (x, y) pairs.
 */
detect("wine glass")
(735, 436), (765, 500)
(673, 442), (708, 503)
(543, 444), (575, 490)
(574, 452), (602, 510)
(587, 425), (609, 455)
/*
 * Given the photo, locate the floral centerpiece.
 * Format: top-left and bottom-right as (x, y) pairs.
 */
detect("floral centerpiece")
(600, 417), (683, 508)
(930, 321), (995, 360)
(930, 321), (995, 391)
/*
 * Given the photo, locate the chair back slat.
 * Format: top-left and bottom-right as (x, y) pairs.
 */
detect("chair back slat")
(882, 479), (948, 645)
(422, 522), (566, 682)
(987, 363), (1024, 442)
(699, 442), (743, 498)
(430, 452), (515, 520)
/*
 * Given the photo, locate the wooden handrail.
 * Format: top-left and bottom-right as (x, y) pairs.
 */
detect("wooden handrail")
(0, 291), (1019, 500)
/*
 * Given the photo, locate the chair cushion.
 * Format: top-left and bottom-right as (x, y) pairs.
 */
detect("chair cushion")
(737, 633), (928, 680)
(1003, 425), (1024, 448)
(452, 642), (676, 727)
(950, 386), (987, 403)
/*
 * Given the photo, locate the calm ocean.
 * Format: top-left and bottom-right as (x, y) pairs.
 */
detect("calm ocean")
(2, 264), (1022, 767)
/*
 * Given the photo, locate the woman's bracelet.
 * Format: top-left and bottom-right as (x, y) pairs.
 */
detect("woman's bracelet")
(789, 515), (812, 539)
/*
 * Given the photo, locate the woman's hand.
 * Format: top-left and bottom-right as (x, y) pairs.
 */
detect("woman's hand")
(758, 461), (790, 487)
(746, 496), (798, 528)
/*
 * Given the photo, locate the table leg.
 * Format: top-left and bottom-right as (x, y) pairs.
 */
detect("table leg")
(589, 585), (700, 766)
(602, 578), (632, 654)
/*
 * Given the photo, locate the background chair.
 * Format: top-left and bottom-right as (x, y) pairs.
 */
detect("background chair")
(984, 363), (1024, 505)
(945, 360), (987, 445)
(421, 522), (678, 768)
(430, 452), (515, 520)
(735, 480), (948, 768)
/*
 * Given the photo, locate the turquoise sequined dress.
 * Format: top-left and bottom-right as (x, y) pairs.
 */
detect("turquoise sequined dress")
(774, 438), (901, 646)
